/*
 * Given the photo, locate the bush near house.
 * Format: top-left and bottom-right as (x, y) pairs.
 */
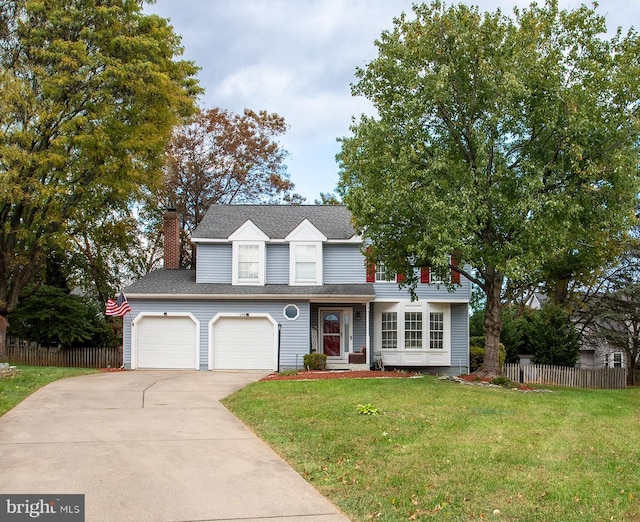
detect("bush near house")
(470, 344), (506, 373)
(303, 353), (327, 370)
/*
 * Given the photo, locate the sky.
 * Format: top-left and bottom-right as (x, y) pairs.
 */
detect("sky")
(144, 0), (640, 203)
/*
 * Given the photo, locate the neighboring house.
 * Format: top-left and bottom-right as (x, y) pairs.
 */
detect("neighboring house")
(524, 291), (628, 370)
(123, 205), (470, 373)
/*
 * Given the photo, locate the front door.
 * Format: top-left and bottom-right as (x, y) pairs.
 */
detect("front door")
(320, 308), (352, 361)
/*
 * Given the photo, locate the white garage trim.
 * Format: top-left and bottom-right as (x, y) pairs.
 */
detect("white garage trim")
(131, 312), (200, 370)
(208, 313), (278, 370)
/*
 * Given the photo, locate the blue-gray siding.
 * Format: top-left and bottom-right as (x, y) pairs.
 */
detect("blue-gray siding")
(196, 244), (231, 283)
(450, 303), (470, 375)
(324, 244), (367, 283)
(266, 244), (288, 284)
(124, 298), (310, 370)
(374, 269), (471, 302)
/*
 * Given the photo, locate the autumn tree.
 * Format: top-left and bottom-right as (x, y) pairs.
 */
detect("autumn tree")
(338, 0), (640, 377)
(159, 107), (303, 268)
(0, 0), (200, 360)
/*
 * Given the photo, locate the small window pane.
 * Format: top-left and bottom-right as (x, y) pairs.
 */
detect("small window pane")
(405, 312), (422, 349)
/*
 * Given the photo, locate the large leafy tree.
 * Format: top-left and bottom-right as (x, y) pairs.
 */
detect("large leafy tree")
(0, 0), (201, 359)
(338, 0), (640, 376)
(158, 107), (303, 268)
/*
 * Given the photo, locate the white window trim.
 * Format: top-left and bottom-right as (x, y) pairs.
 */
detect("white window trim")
(375, 302), (450, 353)
(283, 304), (300, 321)
(232, 241), (265, 285)
(289, 241), (323, 286)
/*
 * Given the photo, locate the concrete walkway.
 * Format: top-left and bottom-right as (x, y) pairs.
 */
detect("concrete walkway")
(0, 371), (350, 521)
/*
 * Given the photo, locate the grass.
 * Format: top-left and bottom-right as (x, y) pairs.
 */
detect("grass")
(223, 376), (640, 521)
(0, 364), (97, 416)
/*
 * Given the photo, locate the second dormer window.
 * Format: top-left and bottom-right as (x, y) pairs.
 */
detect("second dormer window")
(290, 242), (322, 285)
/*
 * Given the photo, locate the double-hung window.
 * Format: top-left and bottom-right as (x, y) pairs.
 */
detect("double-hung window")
(232, 241), (265, 285)
(290, 242), (322, 285)
(238, 244), (259, 280)
(295, 244), (317, 281)
(381, 312), (397, 349)
(429, 312), (445, 350)
(375, 262), (391, 282)
(404, 312), (422, 349)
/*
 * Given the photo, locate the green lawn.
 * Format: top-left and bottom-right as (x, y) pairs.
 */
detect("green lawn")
(0, 364), (97, 416)
(223, 376), (640, 521)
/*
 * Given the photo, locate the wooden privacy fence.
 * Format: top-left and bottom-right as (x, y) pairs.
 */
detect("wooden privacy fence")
(504, 363), (627, 389)
(6, 338), (122, 369)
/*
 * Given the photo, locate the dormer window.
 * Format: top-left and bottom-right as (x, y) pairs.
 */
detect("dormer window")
(229, 220), (269, 286)
(286, 219), (327, 286)
(291, 242), (322, 284)
(237, 243), (260, 281)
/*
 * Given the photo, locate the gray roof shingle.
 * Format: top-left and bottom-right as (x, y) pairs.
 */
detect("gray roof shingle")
(192, 204), (357, 240)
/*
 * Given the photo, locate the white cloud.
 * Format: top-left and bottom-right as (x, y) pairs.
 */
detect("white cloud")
(147, 0), (639, 201)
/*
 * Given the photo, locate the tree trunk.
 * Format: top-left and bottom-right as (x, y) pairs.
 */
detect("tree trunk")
(474, 270), (504, 378)
(0, 315), (8, 363)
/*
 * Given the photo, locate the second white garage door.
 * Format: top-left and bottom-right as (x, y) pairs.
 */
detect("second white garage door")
(212, 316), (276, 370)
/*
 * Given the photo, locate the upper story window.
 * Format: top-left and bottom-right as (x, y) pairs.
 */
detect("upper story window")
(286, 219), (326, 286)
(290, 242), (323, 285)
(229, 220), (269, 286)
(238, 244), (259, 280)
(375, 262), (392, 282)
(232, 241), (265, 285)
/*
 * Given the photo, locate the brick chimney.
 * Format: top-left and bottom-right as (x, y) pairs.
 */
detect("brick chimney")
(164, 209), (180, 270)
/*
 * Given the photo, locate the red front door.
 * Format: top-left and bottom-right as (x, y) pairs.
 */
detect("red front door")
(322, 311), (342, 357)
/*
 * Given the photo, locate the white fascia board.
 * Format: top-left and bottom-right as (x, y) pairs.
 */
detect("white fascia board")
(191, 237), (360, 244)
(127, 293), (376, 301)
(191, 238), (229, 244)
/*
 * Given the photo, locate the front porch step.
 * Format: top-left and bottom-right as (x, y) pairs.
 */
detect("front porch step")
(326, 362), (349, 370)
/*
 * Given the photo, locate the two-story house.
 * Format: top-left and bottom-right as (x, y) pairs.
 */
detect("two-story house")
(123, 205), (470, 373)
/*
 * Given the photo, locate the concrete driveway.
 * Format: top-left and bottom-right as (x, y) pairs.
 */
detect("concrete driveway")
(0, 370), (349, 521)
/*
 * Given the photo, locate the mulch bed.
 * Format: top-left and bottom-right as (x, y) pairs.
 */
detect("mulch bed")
(260, 370), (421, 381)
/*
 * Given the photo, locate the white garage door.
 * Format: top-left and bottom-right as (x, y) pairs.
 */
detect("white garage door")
(213, 317), (275, 370)
(136, 316), (198, 369)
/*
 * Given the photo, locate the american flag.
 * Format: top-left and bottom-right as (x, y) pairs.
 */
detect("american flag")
(106, 292), (131, 316)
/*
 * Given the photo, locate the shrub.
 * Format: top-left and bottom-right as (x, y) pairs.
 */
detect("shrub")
(469, 344), (506, 372)
(278, 369), (298, 376)
(303, 353), (327, 370)
(490, 375), (514, 387)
